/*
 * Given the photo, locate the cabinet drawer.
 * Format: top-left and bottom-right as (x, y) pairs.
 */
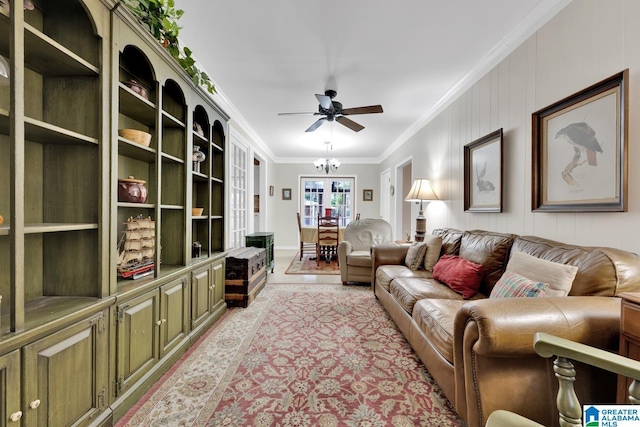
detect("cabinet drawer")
(621, 300), (640, 340)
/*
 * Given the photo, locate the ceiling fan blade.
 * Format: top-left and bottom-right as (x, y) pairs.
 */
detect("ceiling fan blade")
(341, 105), (384, 115)
(277, 112), (317, 116)
(315, 94), (333, 111)
(336, 116), (364, 132)
(305, 118), (326, 132)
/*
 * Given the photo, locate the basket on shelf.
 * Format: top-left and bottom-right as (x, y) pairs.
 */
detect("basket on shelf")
(119, 129), (152, 147)
(192, 207), (204, 216)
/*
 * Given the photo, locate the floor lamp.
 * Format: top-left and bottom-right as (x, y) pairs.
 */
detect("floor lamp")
(404, 178), (439, 242)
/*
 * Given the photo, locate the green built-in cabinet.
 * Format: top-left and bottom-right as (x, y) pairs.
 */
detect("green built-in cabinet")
(0, 1), (229, 425)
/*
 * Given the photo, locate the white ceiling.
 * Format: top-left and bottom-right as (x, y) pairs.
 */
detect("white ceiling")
(175, 0), (567, 163)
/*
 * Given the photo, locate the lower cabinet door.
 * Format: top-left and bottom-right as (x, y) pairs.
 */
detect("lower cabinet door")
(191, 265), (211, 329)
(0, 350), (21, 426)
(115, 290), (160, 396)
(22, 311), (108, 427)
(160, 276), (189, 357)
(211, 258), (225, 307)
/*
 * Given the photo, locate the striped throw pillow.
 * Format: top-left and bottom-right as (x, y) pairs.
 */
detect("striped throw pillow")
(404, 242), (428, 271)
(490, 270), (549, 298)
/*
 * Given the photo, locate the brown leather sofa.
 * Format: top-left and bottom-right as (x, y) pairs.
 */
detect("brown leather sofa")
(371, 228), (640, 427)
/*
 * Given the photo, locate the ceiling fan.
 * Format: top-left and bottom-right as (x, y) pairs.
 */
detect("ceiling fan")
(278, 89), (383, 132)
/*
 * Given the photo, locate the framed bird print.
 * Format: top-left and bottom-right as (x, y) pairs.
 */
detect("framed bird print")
(532, 69), (628, 212)
(464, 128), (503, 212)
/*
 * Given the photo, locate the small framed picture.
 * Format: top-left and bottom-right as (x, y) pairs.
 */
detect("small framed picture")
(269, 185), (274, 196)
(363, 189), (373, 201)
(464, 128), (503, 212)
(282, 188), (292, 200)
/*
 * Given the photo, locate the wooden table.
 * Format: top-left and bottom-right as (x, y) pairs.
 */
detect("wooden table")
(300, 227), (345, 262)
(300, 227), (345, 243)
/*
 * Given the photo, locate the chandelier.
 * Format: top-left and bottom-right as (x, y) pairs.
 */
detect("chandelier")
(314, 141), (340, 174)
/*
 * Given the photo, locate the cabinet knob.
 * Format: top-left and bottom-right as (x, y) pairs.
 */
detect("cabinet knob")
(9, 411), (22, 422)
(156, 320), (162, 326)
(162, 318), (167, 323)
(30, 399), (41, 409)
(209, 286), (213, 291)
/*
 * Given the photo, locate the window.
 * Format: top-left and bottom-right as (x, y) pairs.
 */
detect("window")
(300, 176), (355, 227)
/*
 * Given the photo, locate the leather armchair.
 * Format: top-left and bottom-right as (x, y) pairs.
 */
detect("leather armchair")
(338, 218), (393, 285)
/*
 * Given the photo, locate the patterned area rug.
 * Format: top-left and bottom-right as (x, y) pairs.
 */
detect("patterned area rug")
(116, 284), (465, 427)
(285, 253), (340, 275)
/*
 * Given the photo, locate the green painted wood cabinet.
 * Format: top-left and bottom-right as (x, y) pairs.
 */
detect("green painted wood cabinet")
(23, 310), (108, 426)
(115, 289), (160, 397)
(0, 350), (20, 425)
(0, 1), (229, 424)
(191, 264), (213, 330)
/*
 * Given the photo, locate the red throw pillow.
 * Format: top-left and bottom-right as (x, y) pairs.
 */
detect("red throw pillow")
(432, 254), (484, 299)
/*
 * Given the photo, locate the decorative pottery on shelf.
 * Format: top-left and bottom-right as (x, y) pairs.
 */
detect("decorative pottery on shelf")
(118, 176), (148, 203)
(122, 79), (150, 100)
(119, 128), (152, 147)
(0, 214), (3, 225)
(192, 241), (202, 258)
(0, 0), (35, 12)
(192, 145), (206, 173)
(193, 122), (205, 137)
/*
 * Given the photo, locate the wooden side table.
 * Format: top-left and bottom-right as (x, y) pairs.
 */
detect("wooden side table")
(617, 292), (640, 403)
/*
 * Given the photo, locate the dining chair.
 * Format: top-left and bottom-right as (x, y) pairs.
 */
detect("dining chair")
(317, 214), (340, 265)
(296, 212), (316, 260)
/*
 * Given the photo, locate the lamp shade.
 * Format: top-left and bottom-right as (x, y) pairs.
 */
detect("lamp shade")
(404, 178), (438, 202)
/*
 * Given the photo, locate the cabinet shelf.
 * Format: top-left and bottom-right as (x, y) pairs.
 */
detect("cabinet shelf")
(212, 142), (223, 152)
(118, 137), (156, 161)
(192, 216), (207, 220)
(192, 172), (207, 181)
(160, 204), (183, 210)
(119, 83), (157, 127)
(0, 110), (98, 146)
(24, 223), (98, 234)
(0, 226), (8, 236)
(118, 202), (155, 209)
(212, 177), (223, 184)
(26, 116), (99, 145)
(162, 111), (185, 128)
(161, 152), (184, 164)
(24, 23), (99, 76)
(193, 132), (208, 144)
(1, 296), (101, 335)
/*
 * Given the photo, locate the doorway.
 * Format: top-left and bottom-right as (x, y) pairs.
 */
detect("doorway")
(299, 176), (355, 227)
(394, 159), (413, 241)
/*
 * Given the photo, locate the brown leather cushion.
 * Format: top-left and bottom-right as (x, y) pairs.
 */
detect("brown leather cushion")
(376, 265), (432, 292)
(459, 230), (516, 295)
(433, 227), (464, 256)
(412, 298), (469, 363)
(512, 235), (640, 296)
(390, 277), (464, 314)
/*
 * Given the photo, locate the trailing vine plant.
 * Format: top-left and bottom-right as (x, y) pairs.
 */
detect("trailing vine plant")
(119, 0), (216, 94)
